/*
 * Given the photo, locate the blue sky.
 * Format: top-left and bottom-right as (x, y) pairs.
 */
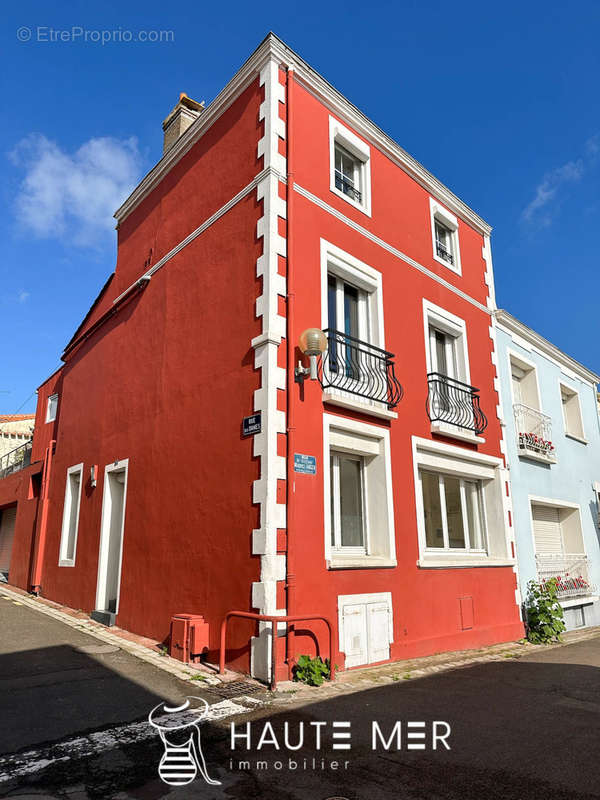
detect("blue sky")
(1, 0), (599, 414)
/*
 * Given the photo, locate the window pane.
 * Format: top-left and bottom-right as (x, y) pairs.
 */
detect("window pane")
(434, 330), (448, 375)
(465, 481), (484, 550)
(330, 455), (336, 546)
(327, 275), (338, 372)
(445, 476), (466, 549)
(344, 283), (359, 340)
(339, 456), (364, 548)
(421, 471), (444, 548)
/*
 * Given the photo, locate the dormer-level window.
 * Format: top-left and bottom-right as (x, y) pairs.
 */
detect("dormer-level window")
(329, 117), (371, 216)
(429, 198), (461, 275)
(334, 143), (362, 204)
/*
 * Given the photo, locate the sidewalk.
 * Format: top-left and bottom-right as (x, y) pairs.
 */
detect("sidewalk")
(3, 581), (599, 706)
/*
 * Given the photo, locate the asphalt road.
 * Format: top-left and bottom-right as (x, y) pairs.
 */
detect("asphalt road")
(1, 596), (600, 799)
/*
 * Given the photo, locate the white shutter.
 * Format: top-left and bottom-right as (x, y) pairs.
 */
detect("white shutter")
(0, 506), (17, 573)
(367, 602), (391, 663)
(342, 603), (368, 668)
(532, 505), (563, 554)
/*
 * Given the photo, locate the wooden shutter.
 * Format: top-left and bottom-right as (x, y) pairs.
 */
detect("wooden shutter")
(341, 603), (368, 668)
(532, 505), (562, 554)
(0, 506), (17, 573)
(367, 602), (391, 663)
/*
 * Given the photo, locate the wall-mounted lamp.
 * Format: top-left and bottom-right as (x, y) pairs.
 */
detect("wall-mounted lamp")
(295, 328), (328, 383)
(90, 464), (98, 488)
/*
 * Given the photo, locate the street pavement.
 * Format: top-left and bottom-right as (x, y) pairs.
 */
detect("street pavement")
(1, 595), (600, 799)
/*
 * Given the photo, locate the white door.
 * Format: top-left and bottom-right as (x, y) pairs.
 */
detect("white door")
(96, 465), (128, 614)
(341, 603), (368, 668)
(532, 505), (563, 554)
(367, 602), (391, 663)
(0, 506), (17, 577)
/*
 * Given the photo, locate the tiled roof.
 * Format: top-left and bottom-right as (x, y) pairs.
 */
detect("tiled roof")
(0, 414), (35, 422)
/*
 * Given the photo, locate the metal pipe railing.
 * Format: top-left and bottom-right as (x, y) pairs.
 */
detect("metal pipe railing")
(426, 373), (487, 435)
(219, 611), (335, 691)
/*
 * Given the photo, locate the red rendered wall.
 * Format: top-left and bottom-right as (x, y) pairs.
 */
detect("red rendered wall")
(24, 78), (265, 670)
(285, 79), (522, 667)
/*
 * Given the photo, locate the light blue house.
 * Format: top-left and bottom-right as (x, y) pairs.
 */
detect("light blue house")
(495, 311), (600, 630)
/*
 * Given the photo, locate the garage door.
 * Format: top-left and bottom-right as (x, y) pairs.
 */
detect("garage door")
(532, 504), (562, 553)
(0, 505), (17, 576)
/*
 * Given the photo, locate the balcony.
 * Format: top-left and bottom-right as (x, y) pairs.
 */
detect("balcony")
(0, 440), (32, 480)
(513, 403), (556, 463)
(318, 329), (403, 412)
(536, 553), (596, 600)
(334, 172), (362, 204)
(426, 373), (487, 438)
(435, 240), (454, 265)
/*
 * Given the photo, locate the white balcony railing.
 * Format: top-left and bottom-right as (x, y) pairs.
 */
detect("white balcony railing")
(513, 403), (556, 462)
(535, 553), (596, 600)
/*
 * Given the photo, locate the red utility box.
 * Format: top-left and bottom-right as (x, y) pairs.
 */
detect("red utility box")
(169, 613), (209, 663)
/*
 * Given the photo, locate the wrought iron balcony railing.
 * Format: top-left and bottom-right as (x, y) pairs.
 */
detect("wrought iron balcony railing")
(426, 373), (488, 435)
(536, 553), (595, 600)
(435, 241), (454, 265)
(513, 403), (556, 461)
(334, 171), (362, 203)
(318, 329), (403, 409)
(0, 440), (32, 480)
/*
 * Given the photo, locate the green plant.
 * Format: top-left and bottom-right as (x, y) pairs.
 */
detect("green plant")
(293, 655), (331, 687)
(402, 672), (412, 680)
(392, 673), (400, 682)
(157, 644), (168, 657)
(524, 578), (566, 644)
(190, 673), (207, 682)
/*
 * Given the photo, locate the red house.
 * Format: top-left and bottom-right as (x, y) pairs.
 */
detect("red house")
(0, 34), (523, 681)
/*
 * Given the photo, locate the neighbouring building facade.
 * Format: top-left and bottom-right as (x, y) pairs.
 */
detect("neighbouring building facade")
(0, 34), (526, 681)
(495, 311), (600, 630)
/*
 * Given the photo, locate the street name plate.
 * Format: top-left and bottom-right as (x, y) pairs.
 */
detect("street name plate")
(294, 453), (317, 474)
(242, 413), (261, 437)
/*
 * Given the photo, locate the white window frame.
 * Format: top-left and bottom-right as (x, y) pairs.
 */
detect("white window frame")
(559, 380), (586, 443)
(422, 299), (471, 384)
(58, 463), (84, 567)
(330, 451), (368, 555)
(46, 394), (58, 423)
(429, 198), (461, 275)
(329, 117), (372, 216)
(412, 436), (513, 568)
(418, 470), (488, 554)
(324, 414), (396, 568)
(95, 459), (129, 615)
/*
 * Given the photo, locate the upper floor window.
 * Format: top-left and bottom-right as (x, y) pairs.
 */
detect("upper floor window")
(46, 394), (58, 423)
(560, 383), (585, 442)
(429, 199), (461, 275)
(329, 117), (371, 216)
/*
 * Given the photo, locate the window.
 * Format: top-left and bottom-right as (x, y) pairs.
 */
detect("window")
(46, 394), (58, 423)
(420, 470), (486, 552)
(329, 117), (371, 215)
(330, 453), (366, 553)
(424, 301), (469, 382)
(58, 464), (84, 566)
(324, 415), (396, 568)
(560, 383), (585, 441)
(509, 355), (540, 411)
(429, 198), (461, 274)
(413, 437), (511, 567)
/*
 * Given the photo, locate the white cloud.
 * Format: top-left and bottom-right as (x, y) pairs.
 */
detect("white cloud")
(9, 134), (143, 247)
(521, 159), (584, 227)
(18, 291), (30, 303)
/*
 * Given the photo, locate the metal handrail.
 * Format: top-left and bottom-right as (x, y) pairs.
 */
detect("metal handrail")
(0, 439), (32, 479)
(219, 611), (335, 690)
(319, 328), (403, 409)
(435, 241), (454, 264)
(513, 404), (554, 457)
(535, 553), (595, 599)
(334, 171), (362, 203)
(426, 372), (487, 435)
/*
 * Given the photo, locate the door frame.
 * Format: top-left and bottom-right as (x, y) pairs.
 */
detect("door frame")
(95, 459), (129, 614)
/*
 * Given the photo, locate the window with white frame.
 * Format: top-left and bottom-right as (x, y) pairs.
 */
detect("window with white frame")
(46, 394), (58, 423)
(424, 301), (469, 383)
(324, 414), (395, 568)
(510, 355), (540, 411)
(420, 470), (486, 552)
(429, 198), (461, 274)
(58, 464), (83, 566)
(560, 383), (585, 441)
(329, 117), (371, 215)
(330, 452), (366, 553)
(413, 437), (510, 567)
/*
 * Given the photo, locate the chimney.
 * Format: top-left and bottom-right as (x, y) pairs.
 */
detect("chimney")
(162, 93), (204, 154)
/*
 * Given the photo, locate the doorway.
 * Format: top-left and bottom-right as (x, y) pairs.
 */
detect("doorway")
(0, 505), (17, 582)
(94, 461), (128, 624)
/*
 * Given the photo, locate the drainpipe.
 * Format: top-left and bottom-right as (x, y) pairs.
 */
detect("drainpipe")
(285, 67), (297, 679)
(30, 439), (55, 594)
